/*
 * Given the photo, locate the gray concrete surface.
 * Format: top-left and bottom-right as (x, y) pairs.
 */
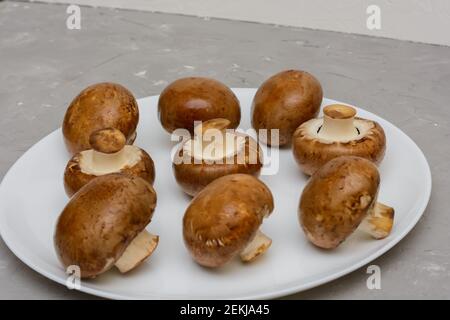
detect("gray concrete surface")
(0, 1), (449, 299)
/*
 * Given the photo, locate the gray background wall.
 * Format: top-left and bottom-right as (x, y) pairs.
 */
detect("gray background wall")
(40, 0), (450, 46)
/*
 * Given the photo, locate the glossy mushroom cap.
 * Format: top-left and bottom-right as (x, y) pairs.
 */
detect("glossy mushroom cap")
(55, 174), (158, 278)
(64, 128), (155, 197)
(158, 77), (241, 134)
(63, 83), (139, 155)
(251, 70), (323, 146)
(183, 174), (274, 267)
(173, 119), (263, 196)
(292, 104), (386, 175)
(299, 156), (394, 249)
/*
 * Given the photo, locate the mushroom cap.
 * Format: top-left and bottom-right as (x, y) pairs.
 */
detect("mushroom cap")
(183, 174), (274, 267)
(292, 117), (386, 175)
(299, 156), (380, 249)
(251, 70), (323, 146)
(55, 174), (157, 278)
(62, 83), (139, 155)
(173, 136), (263, 196)
(64, 147), (155, 197)
(158, 77), (241, 134)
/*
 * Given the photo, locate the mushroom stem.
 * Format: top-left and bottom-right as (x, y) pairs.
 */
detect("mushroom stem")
(86, 128), (133, 173)
(188, 118), (245, 161)
(239, 230), (272, 262)
(92, 148), (127, 170)
(359, 202), (395, 239)
(80, 128), (143, 176)
(198, 129), (228, 155)
(194, 118), (230, 150)
(194, 118), (231, 137)
(318, 104), (359, 142)
(115, 230), (159, 273)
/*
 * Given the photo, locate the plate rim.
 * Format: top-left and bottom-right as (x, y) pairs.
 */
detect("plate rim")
(0, 89), (432, 300)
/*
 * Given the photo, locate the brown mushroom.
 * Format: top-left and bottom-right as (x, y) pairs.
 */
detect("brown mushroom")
(251, 70), (323, 146)
(183, 174), (274, 267)
(173, 118), (263, 196)
(158, 77), (241, 134)
(64, 128), (155, 197)
(54, 174), (159, 278)
(292, 104), (386, 175)
(63, 82), (139, 155)
(299, 156), (394, 249)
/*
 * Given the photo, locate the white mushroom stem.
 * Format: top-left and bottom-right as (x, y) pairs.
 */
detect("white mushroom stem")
(92, 148), (127, 170)
(197, 127), (228, 155)
(80, 146), (142, 176)
(115, 230), (159, 273)
(186, 119), (245, 161)
(240, 230), (272, 262)
(359, 202), (395, 239)
(318, 104), (359, 142)
(81, 128), (142, 175)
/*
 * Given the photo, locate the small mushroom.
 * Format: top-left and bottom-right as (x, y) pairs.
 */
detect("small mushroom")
(54, 174), (159, 278)
(292, 104), (386, 175)
(158, 77), (241, 134)
(251, 70), (323, 146)
(63, 82), (139, 155)
(64, 128), (155, 197)
(173, 118), (263, 196)
(183, 174), (274, 267)
(299, 156), (394, 249)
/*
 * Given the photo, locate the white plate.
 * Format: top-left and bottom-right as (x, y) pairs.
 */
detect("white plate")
(0, 88), (431, 300)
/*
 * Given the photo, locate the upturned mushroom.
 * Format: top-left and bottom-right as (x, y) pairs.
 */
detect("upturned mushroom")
(183, 174), (274, 267)
(292, 104), (386, 175)
(158, 77), (241, 135)
(173, 118), (263, 196)
(55, 174), (159, 278)
(299, 156), (394, 249)
(64, 128), (155, 197)
(251, 70), (323, 146)
(63, 82), (139, 155)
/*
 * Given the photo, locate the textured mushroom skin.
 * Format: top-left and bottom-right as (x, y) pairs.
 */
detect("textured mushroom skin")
(299, 156), (380, 249)
(173, 136), (263, 196)
(55, 174), (157, 278)
(63, 83), (139, 155)
(251, 70), (323, 146)
(63, 148), (155, 197)
(183, 174), (274, 267)
(292, 118), (386, 175)
(158, 77), (241, 134)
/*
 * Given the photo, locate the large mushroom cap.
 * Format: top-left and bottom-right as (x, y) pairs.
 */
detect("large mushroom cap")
(158, 77), (241, 134)
(64, 128), (155, 197)
(63, 83), (139, 155)
(299, 156), (394, 249)
(251, 70), (323, 146)
(173, 119), (263, 196)
(55, 174), (157, 278)
(293, 104), (386, 175)
(183, 174), (274, 267)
